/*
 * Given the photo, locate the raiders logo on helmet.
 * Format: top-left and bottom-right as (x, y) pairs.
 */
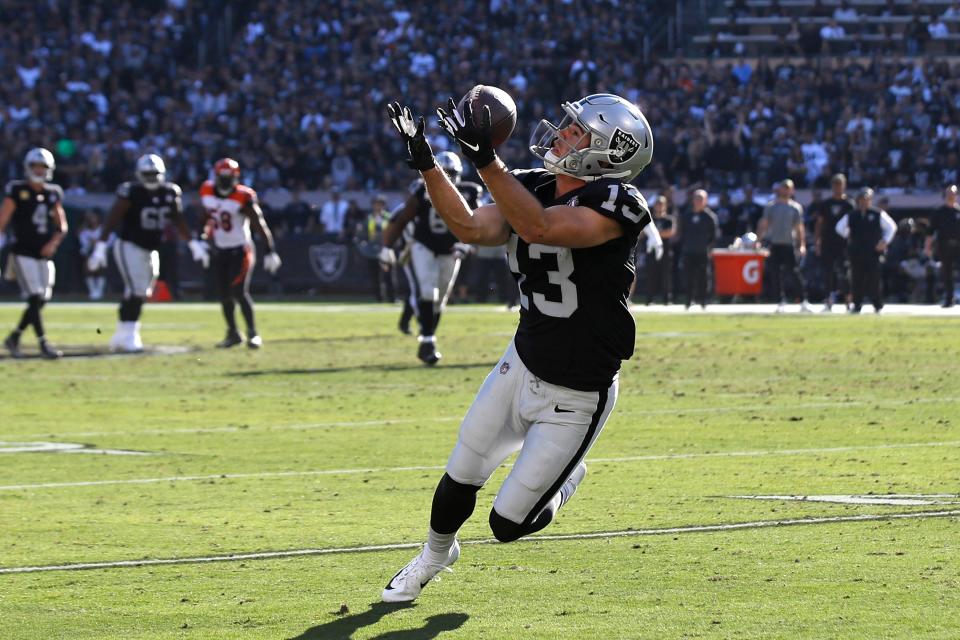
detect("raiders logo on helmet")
(609, 128), (641, 164)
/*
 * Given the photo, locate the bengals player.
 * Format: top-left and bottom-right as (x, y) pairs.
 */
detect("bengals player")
(199, 158), (281, 348)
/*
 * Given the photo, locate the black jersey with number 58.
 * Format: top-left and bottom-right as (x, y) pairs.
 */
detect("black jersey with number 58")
(507, 169), (651, 391)
(411, 180), (483, 254)
(4, 180), (63, 258)
(116, 181), (183, 251)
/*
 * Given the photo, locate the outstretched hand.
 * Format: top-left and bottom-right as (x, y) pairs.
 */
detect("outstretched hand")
(436, 98), (497, 169)
(386, 102), (436, 172)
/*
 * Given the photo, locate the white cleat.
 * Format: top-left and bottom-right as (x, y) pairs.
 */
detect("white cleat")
(799, 300), (813, 313)
(775, 303), (786, 314)
(382, 540), (460, 603)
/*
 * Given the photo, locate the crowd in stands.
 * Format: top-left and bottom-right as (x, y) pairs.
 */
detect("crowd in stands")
(3, 0), (958, 205)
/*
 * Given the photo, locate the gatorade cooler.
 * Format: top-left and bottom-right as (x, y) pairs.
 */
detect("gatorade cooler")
(710, 249), (769, 296)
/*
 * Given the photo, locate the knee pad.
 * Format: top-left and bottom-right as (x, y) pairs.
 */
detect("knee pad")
(489, 508), (525, 543)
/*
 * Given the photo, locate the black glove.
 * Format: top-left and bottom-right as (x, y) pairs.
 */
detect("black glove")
(386, 102), (436, 171)
(437, 98), (497, 169)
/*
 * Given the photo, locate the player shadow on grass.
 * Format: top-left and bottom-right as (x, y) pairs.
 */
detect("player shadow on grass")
(289, 602), (468, 639)
(228, 362), (493, 377)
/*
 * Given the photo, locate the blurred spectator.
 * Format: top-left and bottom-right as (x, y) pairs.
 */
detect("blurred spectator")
(643, 195), (676, 305)
(354, 195), (395, 302)
(814, 174), (854, 311)
(758, 180), (811, 311)
(78, 209), (107, 300)
(676, 189), (718, 309)
(924, 185), (960, 307)
(319, 191), (349, 239)
(836, 188), (898, 313)
(928, 16), (950, 39)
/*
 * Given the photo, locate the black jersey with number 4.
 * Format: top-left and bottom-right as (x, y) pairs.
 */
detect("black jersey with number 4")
(411, 180), (483, 254)
(117, 181), (183, 251)
(508, 169), (651, 392)
(4, 180), (63, 258)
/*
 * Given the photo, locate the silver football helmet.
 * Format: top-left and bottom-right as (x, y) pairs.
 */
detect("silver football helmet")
(436, 151), (463, 184)
(530, 94), (653, 182)
(136, 154), (166, 190)
(24, 147), (55, 184)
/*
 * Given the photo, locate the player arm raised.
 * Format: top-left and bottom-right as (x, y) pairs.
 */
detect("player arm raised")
(386, 102), (509, 246)
(476, 160), (622, 248)
(432, 98), (621, 248)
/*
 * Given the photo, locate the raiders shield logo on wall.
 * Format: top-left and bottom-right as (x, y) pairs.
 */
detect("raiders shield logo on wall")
(309, 243), (349, 282)
(609, 128), (641, 164)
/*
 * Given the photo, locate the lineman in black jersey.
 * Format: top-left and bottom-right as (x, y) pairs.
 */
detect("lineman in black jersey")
(1, 148), (67, 359)
(382, 93), (653, 602)
(380, 151), (483, 364)
(87, 154), (209, 352)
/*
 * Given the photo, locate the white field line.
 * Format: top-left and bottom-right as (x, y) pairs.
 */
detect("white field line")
(2, 439), (958, 492)
(5, 394), (959, 441)
(2, 509), (958, 575)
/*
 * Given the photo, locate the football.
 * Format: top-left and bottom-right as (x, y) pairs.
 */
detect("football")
(457, 85), (517, 147)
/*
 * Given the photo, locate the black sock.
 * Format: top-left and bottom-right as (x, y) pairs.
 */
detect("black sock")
(417, 299), (436, 337)
(429, 474), (482, 535)
(22, 296), (44, 338)
(400, 300), (415, 325)
(119, 297), (144, 322)
(221, 299), (237, 333)
(237, 291), (256, 335)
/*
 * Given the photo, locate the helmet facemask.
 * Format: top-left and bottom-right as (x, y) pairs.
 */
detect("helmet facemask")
(215, 172), (239, 196)
(529, 94), (653, 182)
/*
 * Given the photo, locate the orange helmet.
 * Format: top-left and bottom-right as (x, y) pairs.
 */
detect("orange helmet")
(213, 157), (240, 195)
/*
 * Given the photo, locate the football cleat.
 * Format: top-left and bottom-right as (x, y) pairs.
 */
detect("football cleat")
(4, 332), (23, 358)
(382, 540), (460, 603)
(216, 331), (244, 349)
(417, 341), (441, 366)
(39, 339), (63, 360)
(247, 333), (262, 349)
(799, 300), (812, 313)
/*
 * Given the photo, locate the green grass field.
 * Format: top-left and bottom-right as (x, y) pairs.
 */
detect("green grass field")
(0, 302), (958, 639)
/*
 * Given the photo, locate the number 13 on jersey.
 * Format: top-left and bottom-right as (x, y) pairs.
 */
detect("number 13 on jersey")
(507, 235), (578, 318)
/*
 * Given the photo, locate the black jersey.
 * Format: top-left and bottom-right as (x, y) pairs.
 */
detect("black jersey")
(818, 196), (854, 255)
(508, 169), (651, 392)
(116, 181), (183, 251)
(411, 180), (483, 254)
(4, 180), (63, 259)
(930, 204), (960, 244)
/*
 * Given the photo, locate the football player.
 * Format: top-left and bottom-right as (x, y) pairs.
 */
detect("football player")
(382, 93), (652, 601)
(199, 158), (281, 348)
(379, 151), (483, 364)
(87, 154), (209, 352)
(0, 148), (67, 359)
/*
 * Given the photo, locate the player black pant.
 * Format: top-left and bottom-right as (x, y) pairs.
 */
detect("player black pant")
(767, 244), (807, 303)
(682, 252), (709, 307)
(939, 242), (958, 306)
(645, 253), (672, 304)
(215, 246), (256, 335)
(849, 253), (883, 312)
(820, 250), (846, 303)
